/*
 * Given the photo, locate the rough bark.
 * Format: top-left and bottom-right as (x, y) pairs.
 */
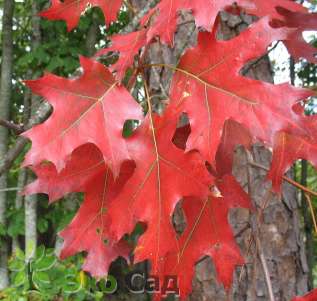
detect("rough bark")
(0, 0), (14, 289)
(187, 14), (309, 301)
(130, 4), (309, 300)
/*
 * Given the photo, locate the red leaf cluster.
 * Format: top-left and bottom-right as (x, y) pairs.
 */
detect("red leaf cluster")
(24, 0), (317, 300)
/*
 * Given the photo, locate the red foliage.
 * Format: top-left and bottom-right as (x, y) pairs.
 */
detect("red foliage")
(23, 57), (143, 176)
(96, 29), (148, 80)
(170, 17), (312, 164)
(24, 0), (317, 299)
(40, 0), (123, 31)
(275, 7), (317, 63)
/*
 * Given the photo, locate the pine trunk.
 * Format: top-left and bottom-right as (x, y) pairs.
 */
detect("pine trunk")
(187, 14), (309, 301)
(131, 4), (309, 300)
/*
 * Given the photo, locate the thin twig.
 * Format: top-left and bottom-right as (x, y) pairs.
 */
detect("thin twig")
(305, 193), (317, 235)
(244, 150), (275, 301)
(0, 187), (19, 192)
(250, 161), (317, 198)
(237, 188), (273, 284)
(0, 102), (51, 177)
(256, 237), (275, 301)
(143, 62), (317, 195)
(0, 119), (24, 134)
(242, 41), (280, 75)
(0, 0), (158, 177)
(123, 0), (137, 15)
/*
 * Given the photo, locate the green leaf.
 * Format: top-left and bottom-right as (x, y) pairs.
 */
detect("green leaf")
(32, 271), (51, 290)
(0, 222), (6, 236)
(32, 255), (56, 272)
(35, 245), (45, 261)
(7, 210), (25, 238)
(16, 52), (34, 67)
(15, 248), (25, 261)
(62, 272), (82, 294)
(13, 271), (27, 287)
(46, 56), (64, 72)
(37, 218), (49, 234)
(8, 258), (25, 272)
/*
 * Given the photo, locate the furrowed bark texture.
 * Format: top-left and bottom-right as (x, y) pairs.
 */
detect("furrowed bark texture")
(187, 14), (309, 301)
(0, 0), (14, 289)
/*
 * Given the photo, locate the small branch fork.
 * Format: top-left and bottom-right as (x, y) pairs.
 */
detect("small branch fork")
(250, 161), (317, 235)
(0, 119), (24, 134)
(249, 161), (317, 198)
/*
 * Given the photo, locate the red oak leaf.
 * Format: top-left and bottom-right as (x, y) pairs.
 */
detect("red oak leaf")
(23, 144), (105, 202)
(291, 289), (317, 301)
(59, 165), (132, 278)
(170, 17), (312, 164)
(40, 0), (123, 31)
(216, 120), (253, 177)
(275, 7), (317, 63)
(141, 0), (187, 45)
(160, 175), (252, 298)
(23, 56), (143, 176)
(171, 119), (252, 177)
(238, 0), (306, 20)
(268, 115), (317, 191)
(96, 29), (148, 80)
(24, 1), (317, 297)
(155, 120), (253, 298)
(139, 0), (306, 46)
(107, 111), (213, 275)
(186, 0), (306, 31)
(25, 143), (135, 278)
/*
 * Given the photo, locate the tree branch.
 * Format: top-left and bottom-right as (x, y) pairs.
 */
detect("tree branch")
(0, 119), (23, 134)
(0, 0), (157, 177)
(256, 236), (275, 301)
(0, 102), (51, 177)
(249, 161), (317, 198)
(241, 41), (280, 76)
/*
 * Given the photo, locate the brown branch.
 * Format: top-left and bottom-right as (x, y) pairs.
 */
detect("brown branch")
(0, 102), (51, 177)
(305, 193), (317, 235)
(244, 150), (275, 301)
(0, 1), (157, 178)
(249, 161), (317, 198)
(241, 41), (280, 76)
(256, 237), (275, 301)
(0, 119), (24, 134)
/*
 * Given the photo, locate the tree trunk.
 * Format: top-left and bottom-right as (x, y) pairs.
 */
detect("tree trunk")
(0, 0), (14, 289)
(24, 1), (42, 262)
(129, 3), (309, 300)
(187, 14), (309, 301)
(12, 85), (32, 253)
